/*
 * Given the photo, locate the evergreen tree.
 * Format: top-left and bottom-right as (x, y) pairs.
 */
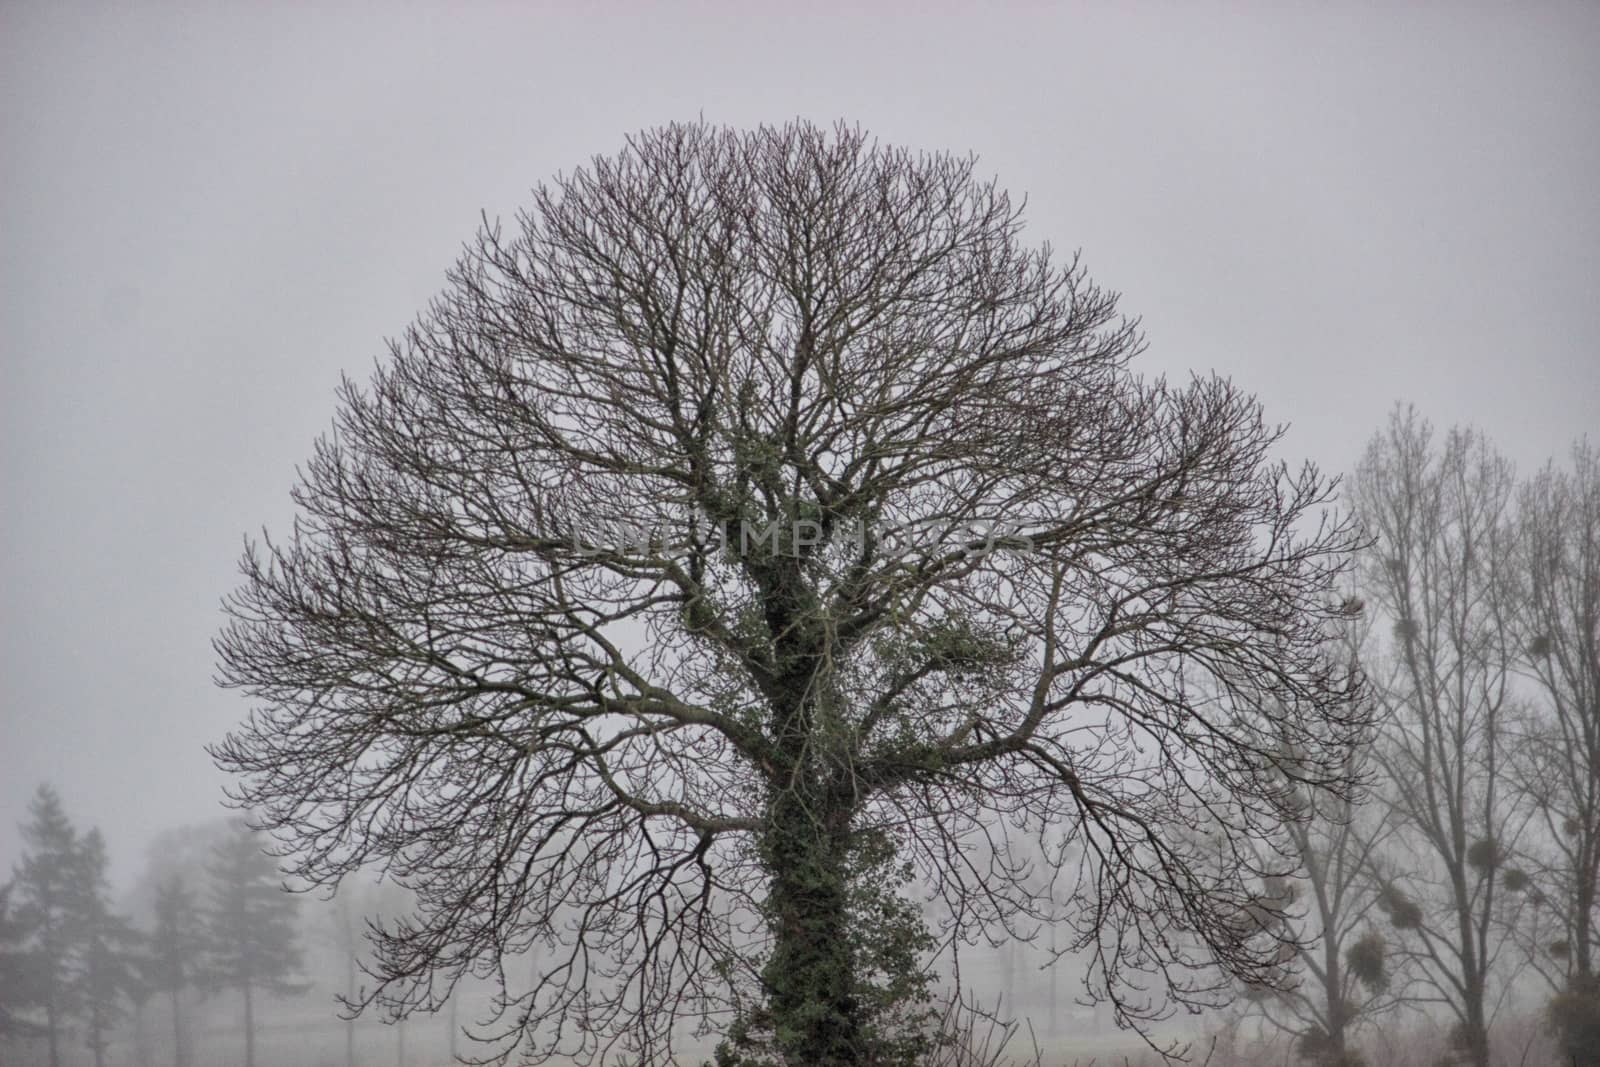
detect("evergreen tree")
(204, 819), (305, 1067)
(125, 953), (157, 1067)
(149, 876), (206, 1067)
(12, 785), (84, 1067)
(71, 829), (142, 1067)
(0, 880), (43, 1042)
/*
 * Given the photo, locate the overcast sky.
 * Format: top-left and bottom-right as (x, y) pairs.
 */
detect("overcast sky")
(2, 3), (1596, 888)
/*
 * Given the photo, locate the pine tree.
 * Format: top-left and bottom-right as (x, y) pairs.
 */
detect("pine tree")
(148, 876), (205, 1067)
(204, 819), (305, 1067)
(12, 785), (84, 1067)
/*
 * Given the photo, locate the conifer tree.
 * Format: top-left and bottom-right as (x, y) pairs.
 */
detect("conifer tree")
(72, 829), (142, 1067)
(149, 876), (206, 1067)
(0, 880), (42, 1042)
(204, 819), (305, 1067)
(12, 785), (84, 1067)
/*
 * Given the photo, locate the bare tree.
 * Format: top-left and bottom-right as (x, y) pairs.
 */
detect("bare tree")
(1351, 409), (1531, 1067)
(212, 120), (1369, 1067)
(1505, 440), (1600, 1063)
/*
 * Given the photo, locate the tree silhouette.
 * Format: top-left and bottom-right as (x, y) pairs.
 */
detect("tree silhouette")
(0, 880), (43, 1042)
(11, 785), (85, 1067)
(148, 876), (206, 1067)
(214, 119), (1370, 1066)
(72, 829), (141, 1067)
(203, 819), (304, 1067)
(1351, 410), (1529, 1067)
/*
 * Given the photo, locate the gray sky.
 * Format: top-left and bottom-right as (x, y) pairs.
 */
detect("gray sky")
(2, 3), (1596, 887)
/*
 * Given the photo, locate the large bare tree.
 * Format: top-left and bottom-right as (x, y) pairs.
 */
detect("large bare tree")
(212, 120), (1368, 1067)
(1351, 410), (1531, 1067)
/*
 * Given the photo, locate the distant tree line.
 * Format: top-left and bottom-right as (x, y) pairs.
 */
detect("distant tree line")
(1232, 410), (1599, 1067)
(0, 785), (304, 1067)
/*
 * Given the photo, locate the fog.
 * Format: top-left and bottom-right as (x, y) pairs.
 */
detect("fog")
(2, 4), (1597, 1065)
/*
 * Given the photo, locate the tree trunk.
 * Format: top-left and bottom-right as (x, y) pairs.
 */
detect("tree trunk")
(345, 955), (356, 1067)
(342, 897), (357, 1067)
(170, 988), (186, 1067)
(1452, 865), (1491, 1067)
(133, 998), (152, 1067)
(1461, 1018), (1490, 1067)
(243, 980), (256, 1067)
(1049, 921), (1059, 1039)
(761, 787), (862, 1067)
(90, 999), (105, 1067)
(1322, 939), (1346, 1056)
(1576, 842), (1596, 983)
(45, 1001), (60, 1067)
(1459, 977), (1491, 1067)
(448, 990), (460, 1061)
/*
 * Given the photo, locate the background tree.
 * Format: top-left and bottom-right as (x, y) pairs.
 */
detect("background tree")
(12, 785), (84, 1067)
(148, 876), (206, 1067)
(328, 888), (362, 1067)
(203, 819), (305, 1067)
(125, 819), (237, 1067)
(0, 880), (43, 1046)
(213, 119), (1369, 1067)
(1505, 440), (1600, 1064)
(332, 877), (423, 1067)
(71, 828), (141, 1067)
(1350, 410), (1529, 1067)
(1238, 747), (1402, 1067)
(369, 880), (421, 1067)
(124, 954), (156, 1067)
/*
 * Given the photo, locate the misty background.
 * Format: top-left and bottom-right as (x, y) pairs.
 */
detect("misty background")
(1, 3), (1596, 1062)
